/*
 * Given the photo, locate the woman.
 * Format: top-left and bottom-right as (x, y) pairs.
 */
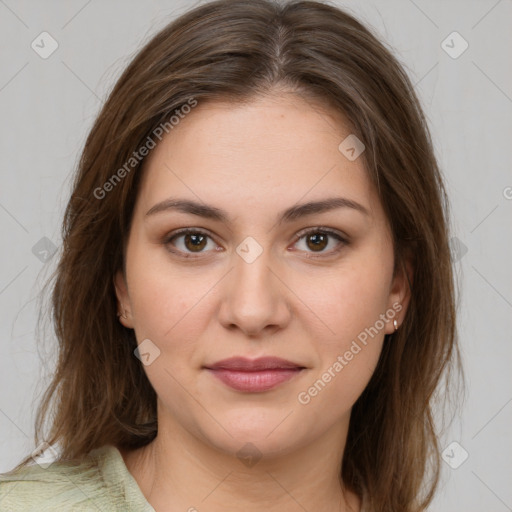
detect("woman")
(0, 0), (463, 510)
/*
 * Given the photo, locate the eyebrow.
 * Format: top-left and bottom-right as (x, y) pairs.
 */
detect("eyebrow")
(145, 196), (369, 224)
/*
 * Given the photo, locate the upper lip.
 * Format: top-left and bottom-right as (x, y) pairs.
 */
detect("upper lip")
(204, 357), (305, 371)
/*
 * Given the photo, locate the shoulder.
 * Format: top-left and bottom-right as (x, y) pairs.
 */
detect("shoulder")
(0, 445), (152, 511)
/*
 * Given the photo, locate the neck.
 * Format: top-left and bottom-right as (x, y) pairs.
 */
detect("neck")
(121, 413), (361, 512)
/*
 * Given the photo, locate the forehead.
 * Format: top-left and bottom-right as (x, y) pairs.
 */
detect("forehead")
(134, 93), (380, 222)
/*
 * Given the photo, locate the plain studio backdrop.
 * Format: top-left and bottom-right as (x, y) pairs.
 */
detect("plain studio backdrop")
(0, 1), (511, 510)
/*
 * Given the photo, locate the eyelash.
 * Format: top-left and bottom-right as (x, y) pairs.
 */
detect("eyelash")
(163, 227), (349, 259)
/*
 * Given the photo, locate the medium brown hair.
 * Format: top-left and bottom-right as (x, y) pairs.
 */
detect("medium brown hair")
(13, 1), (463, 510)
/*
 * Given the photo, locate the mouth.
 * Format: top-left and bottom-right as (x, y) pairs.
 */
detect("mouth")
(203, 356), (306, 392)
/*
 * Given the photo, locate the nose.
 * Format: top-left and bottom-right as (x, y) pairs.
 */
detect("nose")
(217, 247), (292, 337)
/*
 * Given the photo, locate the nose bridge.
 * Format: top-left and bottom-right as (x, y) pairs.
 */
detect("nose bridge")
(233, 244), (272, 295)
(218, 236), (290, 335)
(232, 238), (276, 307)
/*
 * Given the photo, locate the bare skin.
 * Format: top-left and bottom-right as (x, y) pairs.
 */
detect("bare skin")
(115, 91), (411, 511)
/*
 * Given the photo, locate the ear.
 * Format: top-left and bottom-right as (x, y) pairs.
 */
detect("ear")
(114, 268), (134, 329)
(384, 250), (413, 335)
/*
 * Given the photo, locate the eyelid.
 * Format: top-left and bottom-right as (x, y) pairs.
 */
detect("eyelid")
(293, 226), (349, 243)
(164, 227), (215, 241)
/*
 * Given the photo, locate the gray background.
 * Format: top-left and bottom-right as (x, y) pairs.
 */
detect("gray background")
(1, 0), (511, 510)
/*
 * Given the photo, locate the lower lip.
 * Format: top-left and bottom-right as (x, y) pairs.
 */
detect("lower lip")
(206, 368), (303, 392)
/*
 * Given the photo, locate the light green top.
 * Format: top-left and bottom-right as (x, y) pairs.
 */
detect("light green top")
(0, 444), (369, 511)
(0, 445), (155, 511)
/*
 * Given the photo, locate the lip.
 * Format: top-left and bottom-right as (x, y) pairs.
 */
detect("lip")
(205, 356), (305, 371)
(204, 357), (306, 392)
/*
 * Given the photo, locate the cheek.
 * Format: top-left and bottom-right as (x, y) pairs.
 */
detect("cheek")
(126, 266), (211, 405)
(297, 338), (383, 417)
(293, 260), (392, 344)
(295, 271), (389, 409)
(292, 260), (391, 406)
(126, 237), (215, 330)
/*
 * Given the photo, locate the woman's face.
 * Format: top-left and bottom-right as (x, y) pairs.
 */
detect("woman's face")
(115, 93), (409, 457)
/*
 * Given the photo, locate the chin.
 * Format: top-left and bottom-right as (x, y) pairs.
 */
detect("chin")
(197, 412), (308, 457)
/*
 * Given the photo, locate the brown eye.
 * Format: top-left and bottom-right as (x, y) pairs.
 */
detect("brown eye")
(165, 229), (217, 257)
(183, 233), (208, 252)
(293, 228), (348, 257)
(305, 232), (329, 252)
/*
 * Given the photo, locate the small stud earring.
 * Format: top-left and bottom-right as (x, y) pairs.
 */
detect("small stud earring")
(393, 319), (399, 332)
